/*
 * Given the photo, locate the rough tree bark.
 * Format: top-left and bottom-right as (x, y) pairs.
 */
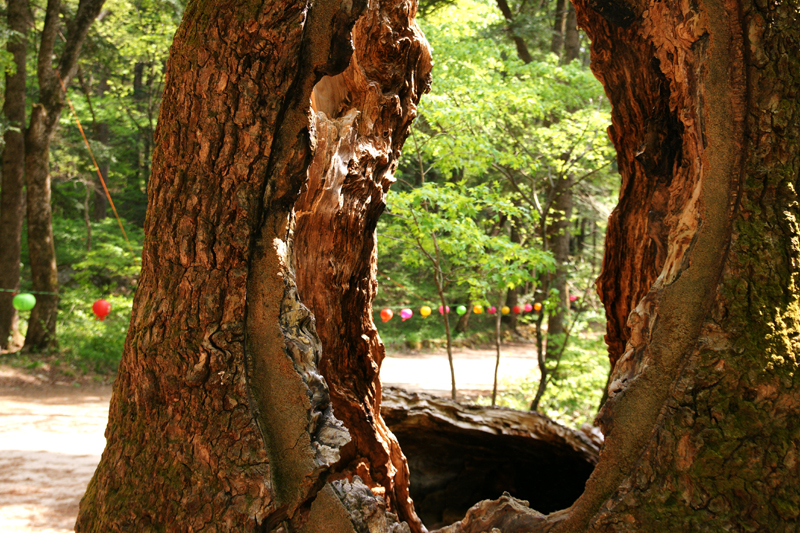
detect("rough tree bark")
(23, 0), (107, 350)
(437, 0), (800, 531)
(0, 0), (28, 349)
(77, 0), (430, 530)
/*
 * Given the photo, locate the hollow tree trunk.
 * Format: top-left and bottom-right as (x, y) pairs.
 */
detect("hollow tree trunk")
(76, 0), (430, 530)
(0, 0), (28, 350)
(436, 0), (800, 531)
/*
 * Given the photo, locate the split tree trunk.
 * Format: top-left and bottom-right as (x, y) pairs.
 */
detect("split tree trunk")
(439, 0), (800, 531)
(0, 0), (28, 350)
(76, 0), (430, 530)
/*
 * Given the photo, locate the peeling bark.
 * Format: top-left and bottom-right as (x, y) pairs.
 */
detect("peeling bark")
(77, 0), (430, 529)
(294, 0), (431, 528)
(444, 0), (800, 530)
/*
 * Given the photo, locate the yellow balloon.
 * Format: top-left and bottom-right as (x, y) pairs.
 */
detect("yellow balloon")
(420, 305), (432, 318)
(501, 306), (510, 315)
(473, 304), (483, 314)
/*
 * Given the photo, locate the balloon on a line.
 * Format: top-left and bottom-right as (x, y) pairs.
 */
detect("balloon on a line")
(93, 299), (112, 321)
(12, 293), (36, 311)
(401, 308), (413, 321)
(380, 308), (393, 322)
(420, 306), (432, 318)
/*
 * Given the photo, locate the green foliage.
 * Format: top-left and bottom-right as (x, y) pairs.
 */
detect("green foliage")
(405, 0), (614, 189)
(15, 218), (141, 373)
(480, 316), (610, 428)
(378, 0), (617, 419)
(381, 181), (553, 303)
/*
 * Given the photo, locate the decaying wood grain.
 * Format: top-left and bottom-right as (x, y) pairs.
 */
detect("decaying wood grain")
(294, 0), (431, 530)
(381, 388), (600, 529)
(443, 0), (800, 531)
(76, 0), (430, 529)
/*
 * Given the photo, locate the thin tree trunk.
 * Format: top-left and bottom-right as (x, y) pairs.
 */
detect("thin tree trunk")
(550, 0), (567, 57)
(23, 105), (60, 351)
(491, 295), (503, 407)
(529, 310), (546, 411)
(23, 0), (107, 351)
(432, 235), (457, 402)
(495, 0), (533, 64)
(0, 0), (28, 350)
(544, 178), (572, 357)
(93, 78), (109, 220)
(83, 180), (92, 251)
(563, 3), (580, 63)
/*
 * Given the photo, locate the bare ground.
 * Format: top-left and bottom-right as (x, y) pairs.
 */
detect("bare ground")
(0, 341), (539, 532)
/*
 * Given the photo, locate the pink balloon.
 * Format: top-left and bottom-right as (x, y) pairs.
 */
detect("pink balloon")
(524, 303), (533, 312)
(401, 308), (413, 321)
(438, 305), (450, 314)
(569, 295), (579, 302)
(488, 306), (497, 314)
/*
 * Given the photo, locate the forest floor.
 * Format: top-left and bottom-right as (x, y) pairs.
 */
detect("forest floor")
(0, 342), (538, 532)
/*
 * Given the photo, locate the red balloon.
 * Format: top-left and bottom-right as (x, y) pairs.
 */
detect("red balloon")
(93, 299), (112, 321)
(380, 308), (393, 322)
(512, 305), (521, 314)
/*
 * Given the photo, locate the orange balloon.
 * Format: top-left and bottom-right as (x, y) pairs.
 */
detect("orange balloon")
(533, 302), (542, 312)
(473, 305), (483, 314)
(380, 308), (393, 322)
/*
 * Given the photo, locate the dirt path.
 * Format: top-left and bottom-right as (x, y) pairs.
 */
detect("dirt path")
(0, 342), (538, 531)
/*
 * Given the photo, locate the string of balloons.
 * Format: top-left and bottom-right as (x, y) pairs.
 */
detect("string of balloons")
(378, 301), (549, 323)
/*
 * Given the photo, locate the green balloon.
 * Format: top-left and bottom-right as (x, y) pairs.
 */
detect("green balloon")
(12, 293), (36, 311)
(456, 305), (467, 316)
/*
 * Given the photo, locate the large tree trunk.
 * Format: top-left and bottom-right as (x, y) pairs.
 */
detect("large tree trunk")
(438, 0), (800, 531)
(76, 0), (430, 530)
(0, 0), (28, 350)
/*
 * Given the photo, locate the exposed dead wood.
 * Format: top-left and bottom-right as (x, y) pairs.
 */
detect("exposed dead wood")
(381, 388), (601, 530)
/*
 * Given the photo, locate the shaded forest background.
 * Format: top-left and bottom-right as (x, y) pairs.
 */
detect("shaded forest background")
(0, 0), (619, 427)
